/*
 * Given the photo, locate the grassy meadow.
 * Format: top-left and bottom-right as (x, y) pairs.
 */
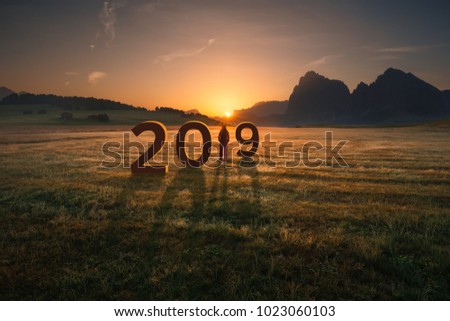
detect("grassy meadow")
(0, 123), (449, 300)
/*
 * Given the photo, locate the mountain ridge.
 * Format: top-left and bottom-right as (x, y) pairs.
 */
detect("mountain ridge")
(350, 68), (448, 123)
(234, 68), (450, 126)
(0, 86), (15, 100)
(3, 67), (450, 126)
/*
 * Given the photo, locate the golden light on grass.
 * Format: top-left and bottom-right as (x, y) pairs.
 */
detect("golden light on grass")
(1, 126), (449, 299)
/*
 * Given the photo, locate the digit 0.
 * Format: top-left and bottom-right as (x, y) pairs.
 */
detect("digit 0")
(235, 122), (259, 157)
(176, 121), (212, 168)
(131, 121), (168, 174)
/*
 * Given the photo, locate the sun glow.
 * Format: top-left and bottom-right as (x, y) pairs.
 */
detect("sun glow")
(225, 111), (233, 118)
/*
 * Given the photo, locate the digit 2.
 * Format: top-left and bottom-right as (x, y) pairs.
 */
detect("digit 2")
(131, 121), (168, 174)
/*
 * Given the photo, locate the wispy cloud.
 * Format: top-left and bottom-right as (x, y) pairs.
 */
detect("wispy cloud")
(306, 55), (339, 67)
(88, 71), (107, 85)
(98, 0), (127, 47)
(377, 45), (429, 53)
(369, 55), (400, 61)
(65, 71), (78, 76)
(369, 45), (433, 61)
(153, 39), (215, 64)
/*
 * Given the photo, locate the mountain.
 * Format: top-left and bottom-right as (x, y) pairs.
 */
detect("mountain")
(442, 90), (450, 108)
(230, 100), (288, 125)
(229, 68), (450, 126)
(350, 82), (370, 118)
(0, 87), (15, 100)
(353, 68), (448, 123)
(185, 108), (201, 115)
(234, 101), (288, 118)
(277, 68), (450, 126)
(285, 71), (351, 124)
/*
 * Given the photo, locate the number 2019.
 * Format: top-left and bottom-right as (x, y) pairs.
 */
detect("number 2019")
(131, 121), (259, 174)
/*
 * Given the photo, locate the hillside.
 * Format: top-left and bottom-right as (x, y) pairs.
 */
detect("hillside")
(0, 86), (15, 100)
(1, 93), (140, 111)
(0, 92), (218, 127)
(230, 100), (288, 126)
(234, 100), (288, 118)
(442, 90), (450, 107)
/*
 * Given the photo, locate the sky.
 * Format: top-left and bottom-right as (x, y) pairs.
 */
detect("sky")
(1, 0), (450, 116)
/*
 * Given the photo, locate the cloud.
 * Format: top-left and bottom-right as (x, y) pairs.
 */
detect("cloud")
(370, 45), (431, 61)
(65, 71), (78, 76)
(306, 55), (339, 67)
(153, 38), (216, 64)
(369, 55), (400, 61)
(88, 71), (107, 85)
(377, 45), (429, 54)
(99, 0), (127, 46)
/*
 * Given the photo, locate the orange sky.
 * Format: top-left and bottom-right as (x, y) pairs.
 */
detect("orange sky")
(1, 1), (450, 116)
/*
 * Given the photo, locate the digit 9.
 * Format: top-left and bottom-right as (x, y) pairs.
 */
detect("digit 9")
(235, 122), (259, 157)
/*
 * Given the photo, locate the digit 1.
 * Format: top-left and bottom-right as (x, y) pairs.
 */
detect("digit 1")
(176, 121), (212, 168)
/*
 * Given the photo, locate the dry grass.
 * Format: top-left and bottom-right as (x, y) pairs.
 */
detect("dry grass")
(0, 126), (449, 300)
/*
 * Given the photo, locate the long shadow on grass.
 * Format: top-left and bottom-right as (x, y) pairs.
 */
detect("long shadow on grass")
(98, 174), (166, 299)
(214, 162), (263, 227)
(142, 165), (269, 299)
(157, 167), (206, 220)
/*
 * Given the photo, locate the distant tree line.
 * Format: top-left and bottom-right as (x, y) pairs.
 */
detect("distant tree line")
(183, 111), (206, 117)
(1, 93), (141, 111)
(154, 106), (186, 115)
(1, 92), (217, 124)
(154, 106), (207, 118)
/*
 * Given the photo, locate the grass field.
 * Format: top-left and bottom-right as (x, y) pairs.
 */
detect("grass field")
(0, 125), (449, 300)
